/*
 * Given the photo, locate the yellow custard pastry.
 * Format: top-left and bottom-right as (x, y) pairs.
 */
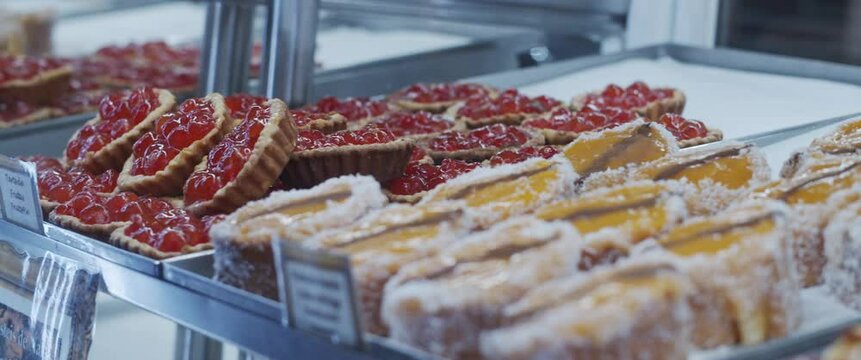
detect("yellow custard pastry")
(561, 119), (678, 179)
(419, 157), (577, 228)
(382, 217), (584, 359)
(480, 261), (694, 360)
(305, 201), (472, 335)
(651, 201), (800, 348)
(210, 175), (388, 298)
(534, 180), (689, 243)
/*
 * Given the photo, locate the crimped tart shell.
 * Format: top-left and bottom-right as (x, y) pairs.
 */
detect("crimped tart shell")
(64, 88), (176, 174)
(297, 112), (348, 134)
(282, 139), (414, 189)
(48, 212), (127, 239)
(383, 189), (425, 204)
(678, 127), (723, 148)
(0, 66), (73, 105)
(0, 108), (53, 129)
(109, 224), (212, 260)
(572, 89), (686, 121)
(424, 128), (545, 163)
(117, 93), (232, 196)
(185, 99), (297, 216)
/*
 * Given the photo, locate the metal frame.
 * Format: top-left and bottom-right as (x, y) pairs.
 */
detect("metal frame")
(3, 44), (861, 359)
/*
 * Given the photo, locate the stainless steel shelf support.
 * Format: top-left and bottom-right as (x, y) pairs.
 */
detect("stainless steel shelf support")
(201, 1), (256, 95)
(261, 0), (319, 107)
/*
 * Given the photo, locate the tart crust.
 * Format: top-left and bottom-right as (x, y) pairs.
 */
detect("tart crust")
(64, 88), (176, 174)
(424, 127), (545, 163)
(185, 99), (297, 216)
(383, 189), (425, 204)
(109, 224), (212, 260)
(447, 102), (562, 129)
(282, 139), (414, 189)
(48, 212), (127, 239)
(0, 65), (73, 105)
(390, 85), (498, 113)
(117, 93), (232, 196)
(297, 112), (348, 134)
(571, 89), (686, 121)
(677, 127), (723, 148)
(0, 107), (53, 129)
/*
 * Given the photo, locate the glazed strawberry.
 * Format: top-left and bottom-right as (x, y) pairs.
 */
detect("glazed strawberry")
(112, 66), (198, 92)
(489, 146), (559, 166)
(95, 41), (200, 68)
(386, 159), (479, 196)
(457, 89), (560, 119)
(124, 207), (210, 252)
(655, 113), (708, 140)
(37, 166), (118, 205)
(130, 97), (217, 176)
(19, 156), (63, 171)
(523, 106), (637, 133)
(295, 127), (396, 152)
(429, 124), (530, 151)
(392, 83), (491, 103)
(581, 81), (675, 110)
(306, 96), (389, 123)
(225, 94), (266, 120)
(54, 191), (140, 224)
(184, 104), (271, 205)
(65, 87), (161, 162)
(289, 109), (339, 128)
(0, 56), (66, 85)
(370, 111), (454, 137)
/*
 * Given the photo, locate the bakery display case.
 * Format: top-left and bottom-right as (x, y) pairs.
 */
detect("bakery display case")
(3, 1), (861, 360)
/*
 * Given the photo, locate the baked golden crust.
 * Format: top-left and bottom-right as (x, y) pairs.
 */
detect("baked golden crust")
(282, 138), (414, 189)
(109, 224), (212, 260)
(0, 65), (73, 105)
(677, 127), (723, 148)
(186, 99), (296, 216)
(297, 112), (347, 134)
(117, 93), (232, 196)
(383, 189), (424, 204)
(0, 107), (53, 129)
(424, 127), (545, 163)
(571, 89), (686, 121)
(47, 211), (126, 239)
(64, 88), (176, 174)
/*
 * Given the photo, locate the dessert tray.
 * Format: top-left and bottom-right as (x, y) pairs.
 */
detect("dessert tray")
(3, 44), (861, 360)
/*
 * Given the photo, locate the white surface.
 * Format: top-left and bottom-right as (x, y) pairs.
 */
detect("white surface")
(519, 58), (861, 140)
(316, 27), (470, 70)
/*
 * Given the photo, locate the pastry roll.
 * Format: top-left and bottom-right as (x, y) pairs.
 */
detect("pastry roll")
(480, 260), (695, 360)
(419, 157), (577, 228)
(650, 200), (801, 348)
(210, 175), (387, 298)
(305, 201), (472, 335)
(381, 217), (584, 358)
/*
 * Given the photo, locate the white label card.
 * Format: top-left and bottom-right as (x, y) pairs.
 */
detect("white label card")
(274, 240), (364, 349)
(0, 155), (44, 235)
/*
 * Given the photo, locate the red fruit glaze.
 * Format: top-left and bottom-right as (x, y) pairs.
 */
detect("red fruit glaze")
(523, 106), (637, 133)
(429, 124), (530, 151)
(54, 191), (142, 224)
(0, 100), (42, 123)
(37, 166), (118, 205)
(225, 94), (266, 120)
(655, 113), (708, 140)
(489, 146), (559, 166)
(385, 159), (480, 196)
(294, 127), (396, 152)
(392, 83), (491, 103)
(456, 89), (561, 119)
(18, 156), (63, 172)
(306, 96), (389, 123)
(581, 81), (675, 110)
(65, 87), (160, 162)
(123, 205), (211, 253)
(0, 56), (66, 85)
(95, 41), (200, 67)
(130, 97), (216, 176)
(370, 111), (454, 137)
(289, 109), (337, 127)
(409, 147), (428, 163)
(184, 104), (271, 205)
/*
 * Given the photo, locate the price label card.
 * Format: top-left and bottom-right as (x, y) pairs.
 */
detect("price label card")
(0, 241), (100, 360)
(273, 240), (364, 349)
(0, 155), (44, 235)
